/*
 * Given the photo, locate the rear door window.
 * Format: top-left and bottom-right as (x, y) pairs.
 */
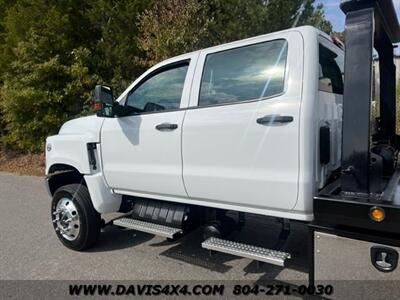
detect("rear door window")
(199, 40), (288, 106)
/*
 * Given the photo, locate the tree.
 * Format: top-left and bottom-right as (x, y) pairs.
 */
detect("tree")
(0, 0), (152, 151)
(0, 0), (98, 151)
(86, 0), (153, 95)
(332, 31), (345, 42)
(0, 0), (333, 152)
(0, 0), (19, 147)
(296, 2), (332, 33)
(138, 0), (333, 65)
(137, 0), (211, 66)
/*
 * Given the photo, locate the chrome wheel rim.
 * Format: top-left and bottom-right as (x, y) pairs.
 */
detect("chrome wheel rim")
(53, 197), (80, 241)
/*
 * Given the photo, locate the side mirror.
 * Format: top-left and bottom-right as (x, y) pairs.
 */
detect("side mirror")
(94, 85), (113, 117)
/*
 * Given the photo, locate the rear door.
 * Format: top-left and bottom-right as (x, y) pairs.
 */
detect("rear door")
(182, 31), (303, 211)
(101, 53), (198, 198)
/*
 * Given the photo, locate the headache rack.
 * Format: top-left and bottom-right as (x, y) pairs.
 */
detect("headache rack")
(312, 0), (400, 235)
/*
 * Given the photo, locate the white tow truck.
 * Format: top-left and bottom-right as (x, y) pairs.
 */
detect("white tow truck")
(46, 0), (400, 284)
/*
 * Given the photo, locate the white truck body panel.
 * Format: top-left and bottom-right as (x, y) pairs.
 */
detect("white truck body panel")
(85, 172), (122, 213)
(45, 115), (104, 175)
(100, 52), (199, 198)
(316, 36), (343, 189)
(183, 31), (303, 212)
(45, 26), (344, 220)
(101, 110), (188, 197)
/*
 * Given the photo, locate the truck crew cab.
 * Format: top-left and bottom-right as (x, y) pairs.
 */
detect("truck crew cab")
(46, 0), (400, 283)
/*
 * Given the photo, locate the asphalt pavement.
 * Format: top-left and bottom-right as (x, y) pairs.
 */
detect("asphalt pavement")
(3, 171), (400, 300)
(0, 171), (309, 282)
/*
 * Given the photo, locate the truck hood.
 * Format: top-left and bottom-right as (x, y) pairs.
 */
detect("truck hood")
(58, 115), (104, 143)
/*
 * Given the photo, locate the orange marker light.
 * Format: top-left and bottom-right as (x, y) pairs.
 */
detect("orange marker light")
(94, 102), (102, 111)
(369, 207), (385, 222)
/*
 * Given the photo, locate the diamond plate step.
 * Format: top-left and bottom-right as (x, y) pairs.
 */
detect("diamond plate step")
(113, 218), (183, 239)
(201, 237), (291, 267)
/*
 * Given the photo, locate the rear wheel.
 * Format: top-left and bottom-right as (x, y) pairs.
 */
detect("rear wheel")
(51, 184), (101, 251)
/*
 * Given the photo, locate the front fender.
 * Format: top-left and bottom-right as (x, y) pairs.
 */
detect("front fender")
(46, 115), (104, 175)
(84, 173), (122, 213)
(45, 116), (121, 213)
(45, 134), (92, 175)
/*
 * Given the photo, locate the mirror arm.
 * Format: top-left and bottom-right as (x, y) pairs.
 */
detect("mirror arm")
(112, 102), (129, 117)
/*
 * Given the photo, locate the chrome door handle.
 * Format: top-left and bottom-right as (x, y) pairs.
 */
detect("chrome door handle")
(256, 115), (294, 125)
(155, 123), (178, 131)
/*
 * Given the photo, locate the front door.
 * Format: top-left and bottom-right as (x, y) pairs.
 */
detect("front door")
(101, 55), (196, 198)
(182, 32), (303, 211)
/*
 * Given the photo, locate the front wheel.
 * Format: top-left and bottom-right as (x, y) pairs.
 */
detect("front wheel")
(51, 184), (101, 251)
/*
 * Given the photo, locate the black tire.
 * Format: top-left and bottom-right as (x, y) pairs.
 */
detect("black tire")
(51, 184), (101, 251)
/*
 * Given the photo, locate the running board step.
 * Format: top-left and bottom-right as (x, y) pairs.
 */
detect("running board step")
(201, 237), (291, 267)
(113, 218), (183, 239)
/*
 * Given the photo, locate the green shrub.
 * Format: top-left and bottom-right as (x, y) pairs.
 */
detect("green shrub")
(0, 0), (331, 153)
(1, 48), (98, 152)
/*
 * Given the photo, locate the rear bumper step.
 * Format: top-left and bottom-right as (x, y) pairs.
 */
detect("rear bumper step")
(201, 237), (291, 267)
(113, 217), (183, 239)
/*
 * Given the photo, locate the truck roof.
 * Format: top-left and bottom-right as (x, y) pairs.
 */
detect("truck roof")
(164, 26), (329, 64)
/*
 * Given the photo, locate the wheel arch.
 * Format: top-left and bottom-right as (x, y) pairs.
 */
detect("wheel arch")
(46, 163), (122, 214)
(46, 164), (87, 196)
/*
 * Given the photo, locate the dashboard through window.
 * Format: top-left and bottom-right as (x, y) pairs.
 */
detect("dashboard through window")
(126, 63), (189, 113)
(199, 39), (288, 106)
